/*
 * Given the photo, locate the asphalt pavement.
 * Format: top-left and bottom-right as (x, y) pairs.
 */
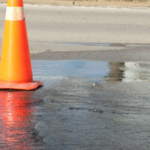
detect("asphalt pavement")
(1, 4), (150, 55)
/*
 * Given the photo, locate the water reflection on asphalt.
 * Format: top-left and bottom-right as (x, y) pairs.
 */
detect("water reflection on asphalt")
(32, 60), (150, 83)
(0, 60), (150, 149)
(0, 91), (44, 149)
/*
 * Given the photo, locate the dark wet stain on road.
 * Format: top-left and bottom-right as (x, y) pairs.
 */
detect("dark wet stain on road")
(1, 60), (150, 149)
(62, 42), (150, 47)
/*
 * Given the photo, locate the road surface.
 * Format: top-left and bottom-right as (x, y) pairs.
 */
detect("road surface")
(0, 4), (150, 61)
(0, 4), (150, 150)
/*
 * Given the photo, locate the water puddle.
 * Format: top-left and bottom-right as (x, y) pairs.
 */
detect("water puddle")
(32, 60), (150, 84)
(61, 42), (150, 47)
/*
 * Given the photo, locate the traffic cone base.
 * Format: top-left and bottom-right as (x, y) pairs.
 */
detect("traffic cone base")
(0, 81), (43, 90)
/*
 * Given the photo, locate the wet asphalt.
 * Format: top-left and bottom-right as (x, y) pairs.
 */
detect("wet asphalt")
(1, 58), (150, 149)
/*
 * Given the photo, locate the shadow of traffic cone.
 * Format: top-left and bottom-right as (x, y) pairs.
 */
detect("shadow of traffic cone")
(0, 0), (43, 90)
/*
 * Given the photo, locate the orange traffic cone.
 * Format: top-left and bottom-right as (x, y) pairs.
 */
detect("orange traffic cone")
(0, 0), (43, 90)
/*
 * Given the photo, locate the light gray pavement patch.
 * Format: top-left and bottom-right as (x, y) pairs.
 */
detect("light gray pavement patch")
(0, 4), (150, 54)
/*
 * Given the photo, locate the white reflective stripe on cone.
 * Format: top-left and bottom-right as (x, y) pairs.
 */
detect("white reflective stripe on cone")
(5, 7), (25, 21)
